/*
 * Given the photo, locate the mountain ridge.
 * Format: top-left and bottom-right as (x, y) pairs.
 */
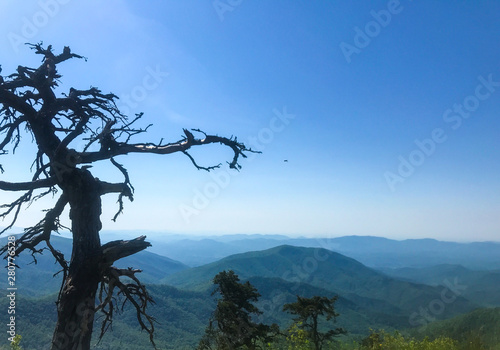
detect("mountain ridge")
(0, 235), (189, 297)
(162, 244), (477, 327)
(144, 234), (500, 269)
(0, 235), (496, 348)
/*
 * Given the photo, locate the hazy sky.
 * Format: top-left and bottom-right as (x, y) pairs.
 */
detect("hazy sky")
(1, 1), (500, 241)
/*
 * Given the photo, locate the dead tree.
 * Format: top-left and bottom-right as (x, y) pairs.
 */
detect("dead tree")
(0, 44), (257, 350)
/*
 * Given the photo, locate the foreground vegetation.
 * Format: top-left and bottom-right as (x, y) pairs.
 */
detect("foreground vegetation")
(1, 244), (499, 349)
(0, 331), (491, 350)
(265, 330), (458, 349)
(0, 300), (498, 349)
(194, 271), (498, 350)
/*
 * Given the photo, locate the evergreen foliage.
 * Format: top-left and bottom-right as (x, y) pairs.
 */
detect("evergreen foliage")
(283, 296), (346, 350)
(198, 270), (279, 349)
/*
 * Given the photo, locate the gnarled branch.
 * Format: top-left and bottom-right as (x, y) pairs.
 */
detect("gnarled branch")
(0, 191), (32, 234)
(0, 177), (57, 191)
(79, 128), (260, 170)
(96, 266), (156, 349)
(1, 193), (68, 259)
(100, 235), (150, 267)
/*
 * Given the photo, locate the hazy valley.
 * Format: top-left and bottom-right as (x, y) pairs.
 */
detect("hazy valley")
(1, 234), (500, 349)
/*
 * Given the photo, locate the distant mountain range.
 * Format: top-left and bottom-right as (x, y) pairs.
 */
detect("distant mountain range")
(144, 234), (500, 270)
(1, 233), (499, 349)
(0, 235), (188, 297)
(5, 231), (500, 269)
(163, 245), (477, 328)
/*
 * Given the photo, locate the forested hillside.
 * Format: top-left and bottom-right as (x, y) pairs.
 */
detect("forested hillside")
(1, 238), (498, 349)
(163, 245), (477, 324)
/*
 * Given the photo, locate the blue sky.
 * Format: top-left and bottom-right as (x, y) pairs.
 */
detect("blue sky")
(1, 0), (499, 241)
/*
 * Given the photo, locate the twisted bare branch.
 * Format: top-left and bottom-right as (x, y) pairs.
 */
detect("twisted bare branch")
(96, 236), (154, 345)
(97, 266), (157, 349)
(0, 177), (57, 191)
(100, 236), (150, 267)
(79, 128), (260, 170)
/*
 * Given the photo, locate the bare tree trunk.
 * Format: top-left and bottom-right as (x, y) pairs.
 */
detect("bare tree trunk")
(51, 169), (102, 350)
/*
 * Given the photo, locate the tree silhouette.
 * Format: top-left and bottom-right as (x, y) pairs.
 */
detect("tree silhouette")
(0, 44), (257, 350)
(198, 270), (278, 349)
(283, 295), (346, 350)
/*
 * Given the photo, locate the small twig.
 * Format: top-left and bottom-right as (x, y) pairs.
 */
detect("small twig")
(182, 151), (222, 172)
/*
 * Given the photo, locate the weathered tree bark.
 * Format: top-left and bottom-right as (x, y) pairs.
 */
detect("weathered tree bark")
(51, 169), (102, 350)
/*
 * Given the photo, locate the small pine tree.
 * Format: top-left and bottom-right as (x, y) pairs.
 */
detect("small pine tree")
(283, 295), (346, 350)
(198, 270), (279, 349)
